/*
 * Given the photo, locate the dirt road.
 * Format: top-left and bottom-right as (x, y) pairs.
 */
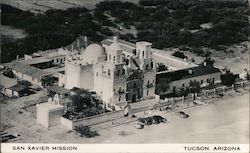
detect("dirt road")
(100, 93), (249, 143)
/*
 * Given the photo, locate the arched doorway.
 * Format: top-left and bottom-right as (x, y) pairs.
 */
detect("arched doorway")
(132, 94), (137, 103)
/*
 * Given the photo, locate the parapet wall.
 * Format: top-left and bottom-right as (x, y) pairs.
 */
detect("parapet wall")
(61, 110), (124, 130)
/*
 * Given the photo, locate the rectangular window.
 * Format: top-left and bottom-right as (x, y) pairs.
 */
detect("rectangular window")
(108, 69), (110, 76)
(147, 90), (149, 95)
(201, 80), (203, 84)
(142, 51), (144, 58)
(96, 72), (98, 77)
(133, 83), (137, 88)
(113, 56), (116, 63)
(182, 83), (185, 87)
(118, 55), (120, 63)
(119, 96), (121, 101)
(133, 49), (136, 55)
(126, 93), (129, 101)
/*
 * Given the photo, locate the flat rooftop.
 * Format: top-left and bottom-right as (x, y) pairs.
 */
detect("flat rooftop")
(37, 102), (64, 111)
(20, 57), (52, 65)
(102, 38), (197, 70)
(2, 61), (53, 80)
(156, 65), (221, 83)
(47, 85), (70, 95)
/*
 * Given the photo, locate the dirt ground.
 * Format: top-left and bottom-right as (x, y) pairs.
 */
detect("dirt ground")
(99, 93), (249, 144)
(161, 41), (249, 74)
(1, 90), (249, 143)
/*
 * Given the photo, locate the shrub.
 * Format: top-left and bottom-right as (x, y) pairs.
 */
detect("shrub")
(74, 125), (99, 138)
(172, 51), (188, 59)
(221, 70), (236, 86)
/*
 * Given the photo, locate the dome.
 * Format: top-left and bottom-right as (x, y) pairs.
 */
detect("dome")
(83, 43), (106, 58)
(110, 42), (122, 51)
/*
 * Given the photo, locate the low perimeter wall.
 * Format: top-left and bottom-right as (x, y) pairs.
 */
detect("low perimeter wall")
(61, 110), (124, 130)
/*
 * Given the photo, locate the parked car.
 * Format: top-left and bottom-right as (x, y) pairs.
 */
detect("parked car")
(137, 115), (167, 125)
(152, 115), (167, 124)
(178, 111), (189, 118)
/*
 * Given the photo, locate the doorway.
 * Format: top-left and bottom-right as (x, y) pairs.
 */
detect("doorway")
(132, 94), (136, 103)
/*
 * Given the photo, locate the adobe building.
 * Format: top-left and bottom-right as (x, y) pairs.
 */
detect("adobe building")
(36, 94), (65, 128)
(60, 36), (156, 105)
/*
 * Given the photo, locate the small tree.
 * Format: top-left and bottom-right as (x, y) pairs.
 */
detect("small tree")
(156, 63), (168, 72)
(155, 82), (169, 94)
(177, 87), (189, 97)
(41, 76), (56, 87)
(69, 88), (106, 118)
(189, 80), (201, 93)
(203, 57), (215, 66)
(18, 80), (32, 87)
(172, 51), (187, 59)
(221, 70), (236, 86)
(3, 68), (15, 78)
(74, 125), (99, 138)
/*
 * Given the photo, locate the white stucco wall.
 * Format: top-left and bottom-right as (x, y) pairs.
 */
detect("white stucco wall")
(36, 103), (64, 128)
(168, 72), (221, 93)
(65, 62), (80, 89)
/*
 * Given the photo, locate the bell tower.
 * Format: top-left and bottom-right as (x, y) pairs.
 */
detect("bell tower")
(136, 41), (153, 71)
(106, 36), (124, 78)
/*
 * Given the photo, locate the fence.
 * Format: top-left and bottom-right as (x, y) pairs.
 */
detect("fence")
(61, 81), (249, 130)
(154, 81), (250, 110)
(61, 110), (124, 130)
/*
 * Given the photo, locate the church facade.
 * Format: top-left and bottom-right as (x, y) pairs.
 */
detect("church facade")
(60, 37), (156, 104)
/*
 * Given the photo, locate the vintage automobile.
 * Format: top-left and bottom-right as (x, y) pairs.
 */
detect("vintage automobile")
(137, 115), (167, 126)
(152, 115), (167, 124)
(178, 111), (189, 118)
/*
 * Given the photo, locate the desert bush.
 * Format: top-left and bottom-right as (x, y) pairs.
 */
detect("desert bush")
(74, 125), (99, 138)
